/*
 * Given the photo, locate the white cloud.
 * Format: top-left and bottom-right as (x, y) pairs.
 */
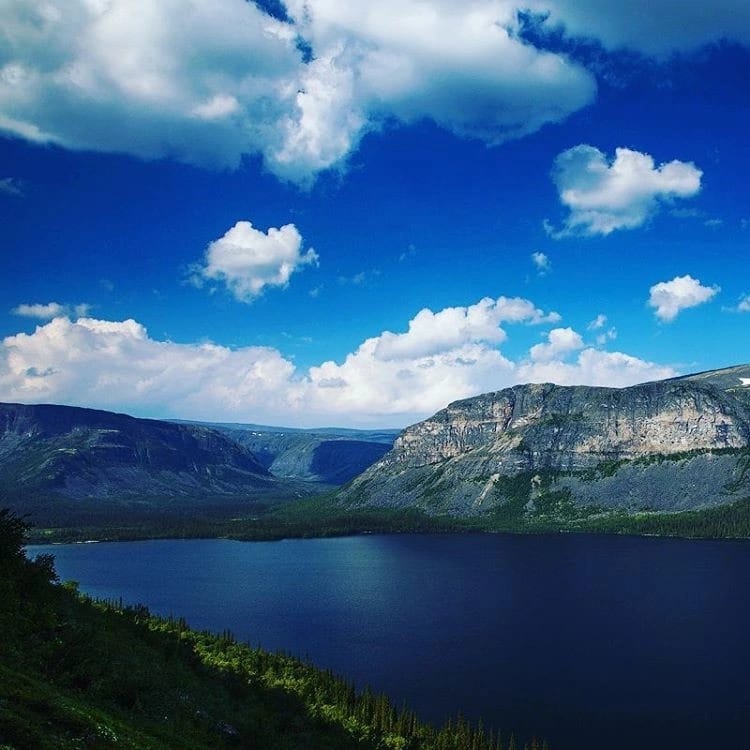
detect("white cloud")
(586, 314), (617, 344)
(549, 145), (702, 237)
(0, 316), (299, 423)
(0, 0), (302, 170)
(373, 297), (559, 362)
(529, 0), (750, 57)
(0, 0), (595, 183)
(11, 302), (90, 320)
(734, 294), (750, 313)
(285, 1), (595, 148)
(6, 3), (748, 184)
(648, 275), (720, 322)
(531, 251), (551, 275)
(516, 347), (674, 389)
(529, 327), (583, 362)
(0, 299), (676, 427)
(195, 221), (318, 302)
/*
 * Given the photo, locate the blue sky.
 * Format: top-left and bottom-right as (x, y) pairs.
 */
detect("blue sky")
(0, 1), (748, 427)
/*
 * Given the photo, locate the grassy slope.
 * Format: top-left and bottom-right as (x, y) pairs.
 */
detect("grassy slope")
(1, 509), (543, 750)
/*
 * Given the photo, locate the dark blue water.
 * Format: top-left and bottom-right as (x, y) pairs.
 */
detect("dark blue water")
(27, 533), (750, 750)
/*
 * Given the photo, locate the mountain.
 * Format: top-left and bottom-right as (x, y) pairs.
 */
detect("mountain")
(196, 423), (397, 484)
(0, 402), (297, 525)
(340, 365), (750, 521)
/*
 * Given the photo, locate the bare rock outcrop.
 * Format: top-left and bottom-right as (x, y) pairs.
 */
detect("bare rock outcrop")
(341, 365), (750, 515)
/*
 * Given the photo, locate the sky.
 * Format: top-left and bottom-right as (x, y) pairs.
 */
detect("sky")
(0, 0), (748, 428)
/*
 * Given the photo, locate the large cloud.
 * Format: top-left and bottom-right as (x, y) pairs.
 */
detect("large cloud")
(373, 297), (559, 361)
(283, 0), (595, 147)
(529, 0), (750, 56)
(4, 2), (748, 182)
(0, 316), (299, 423)
(0, 0), (595, 182)
(648, 275), (720, 322)
(1, 298), (675, 427)
(0, 0), (302, 168)
(195, 221), (318, 301)
(549, 145), (702, 237)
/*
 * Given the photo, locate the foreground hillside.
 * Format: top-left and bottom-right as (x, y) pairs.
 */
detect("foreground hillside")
(340, 365), (750, 526)
(0, 509), (541, 750)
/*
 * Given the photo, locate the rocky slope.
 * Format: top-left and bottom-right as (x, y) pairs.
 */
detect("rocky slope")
(0, 403), (295, 524)
(205, 425), (395, 484)
(340, 364), (750, 517)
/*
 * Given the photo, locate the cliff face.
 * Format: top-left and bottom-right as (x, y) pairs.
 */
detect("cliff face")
(341, 365), (750, 515)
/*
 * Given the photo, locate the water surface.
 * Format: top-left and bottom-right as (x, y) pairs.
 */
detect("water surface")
(28, 533), (750, 750)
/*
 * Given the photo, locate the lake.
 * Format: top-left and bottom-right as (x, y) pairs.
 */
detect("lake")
(27, 533), (750, 750)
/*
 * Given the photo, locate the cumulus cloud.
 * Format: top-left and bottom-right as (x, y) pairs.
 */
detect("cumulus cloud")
(0, 0), (595, 183)
(5, 2), (748, 182)
(548, 145), (702, 237)
(737, 294), (750, 313)
(531, 251), (551, 275)
(0, 316), (298, 423)
(516, 347), (674, 388)
(648, 274), (720, 322)
(11, 302), (90, 320)
(194, 221), (318, 302)
(374, 297), (559, 362)
(1, 298), (676, 427)
(528, 0), (750, 57)
(529, 327), (584, 362)
(285, 1), (595, 148)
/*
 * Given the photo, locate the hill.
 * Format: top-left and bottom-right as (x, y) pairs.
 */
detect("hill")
(0, 509), (541, 750)
(0, 403), (301, 526)
(339, 365), (750, 529)
(194, 422), (396, 485)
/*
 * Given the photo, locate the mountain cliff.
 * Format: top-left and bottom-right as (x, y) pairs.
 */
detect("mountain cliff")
(0, 402), (289, 524)
(340, 365), (750, 518)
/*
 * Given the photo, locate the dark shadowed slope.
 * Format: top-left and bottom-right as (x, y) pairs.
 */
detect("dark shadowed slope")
(0, 403), (302, 525)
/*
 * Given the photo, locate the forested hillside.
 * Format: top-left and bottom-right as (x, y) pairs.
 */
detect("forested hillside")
(0, 509), (544, 750)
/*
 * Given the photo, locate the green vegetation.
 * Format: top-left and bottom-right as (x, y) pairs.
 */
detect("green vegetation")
(571, 497), (750, 539)
(22, 448), (750, 545)
(2, 508), (547, 750)
(26, 498), (473, 545)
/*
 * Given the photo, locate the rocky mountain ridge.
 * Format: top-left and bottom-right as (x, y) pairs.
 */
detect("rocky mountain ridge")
(341, 364), (750, 516)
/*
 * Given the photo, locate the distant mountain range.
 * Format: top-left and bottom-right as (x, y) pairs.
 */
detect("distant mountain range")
(340, 364), (750, 521)
(4, 364), (750, 535)
(174, 420), (396, 485)
(0, 403), (396, 525)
